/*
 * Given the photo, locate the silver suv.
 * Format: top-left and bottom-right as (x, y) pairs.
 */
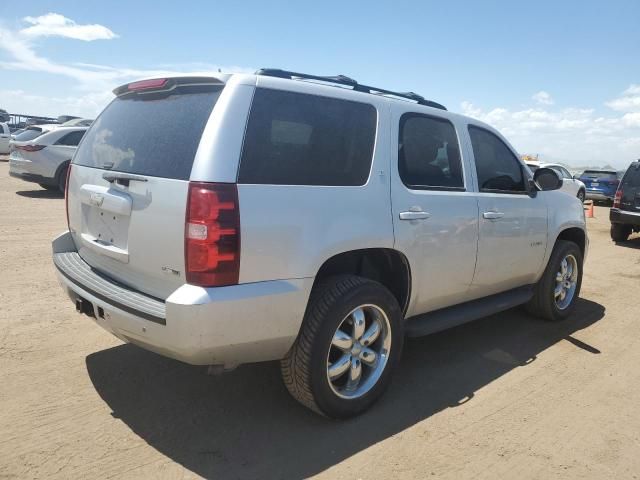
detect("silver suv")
(53, 69), (588, 418)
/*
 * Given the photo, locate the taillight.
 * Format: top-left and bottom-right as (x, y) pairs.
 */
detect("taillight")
(65, 164), (72, 228)
(127, 78), (168, 91)
(185, 182), (240, 287)
(17, 145), (45, 152)
(613, 188), (623, 209)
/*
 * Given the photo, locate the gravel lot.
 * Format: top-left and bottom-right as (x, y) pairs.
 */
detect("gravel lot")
(1, 157), (640, 479)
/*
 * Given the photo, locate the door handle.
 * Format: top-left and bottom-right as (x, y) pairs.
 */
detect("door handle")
(399, 210), (431, 221)
(483, 211), (505, 220)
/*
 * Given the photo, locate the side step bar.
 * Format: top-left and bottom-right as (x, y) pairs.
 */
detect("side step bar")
(404, 285), (534, 338)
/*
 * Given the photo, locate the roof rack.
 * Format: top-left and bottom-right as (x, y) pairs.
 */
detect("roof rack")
(255, 68), (447, 111)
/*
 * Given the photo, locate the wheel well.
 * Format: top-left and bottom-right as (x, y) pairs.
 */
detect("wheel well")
(313, 249), (411, 313)
(556, 228), (586, 256)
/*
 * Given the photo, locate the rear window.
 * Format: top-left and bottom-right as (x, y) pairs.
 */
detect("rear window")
(238, 88), (377, 186)
(73, 85), (222, 180)
(14, 128), (42, 142)
(622, 164), (640, 188)
(581, 170), (618, 180)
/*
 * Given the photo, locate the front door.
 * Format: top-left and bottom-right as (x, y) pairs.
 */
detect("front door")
(391, 111), (479, 316)
(467, 126), (547, 297)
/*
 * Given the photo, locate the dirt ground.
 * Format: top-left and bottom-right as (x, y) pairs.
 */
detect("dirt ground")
(1, 157), (640, 480)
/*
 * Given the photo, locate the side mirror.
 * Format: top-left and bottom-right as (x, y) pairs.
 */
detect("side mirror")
(534, 167), (563, 191)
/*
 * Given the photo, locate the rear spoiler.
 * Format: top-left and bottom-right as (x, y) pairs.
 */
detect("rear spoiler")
(113, 76), (225, 97)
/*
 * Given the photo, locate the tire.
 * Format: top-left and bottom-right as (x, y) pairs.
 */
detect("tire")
(281, 275), (404, 418)
(39, 183), (58, 190)
(526, 240), (583, 322)
(611, 224), (632, 242)
(56, 162), (69, 192)
(577, 190), (585, 203)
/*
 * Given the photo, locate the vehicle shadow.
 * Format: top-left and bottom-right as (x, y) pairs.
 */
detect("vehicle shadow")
(16, 189), (63, 199)
(615, 235), (640, 250)
(86, 298), (605, 479)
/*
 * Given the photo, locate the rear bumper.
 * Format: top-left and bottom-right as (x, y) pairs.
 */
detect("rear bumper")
(610, 208), (640, 227)
(9, 157), (56, 185)
(585, 190), (615, 201)
(52, 231), (311, 367)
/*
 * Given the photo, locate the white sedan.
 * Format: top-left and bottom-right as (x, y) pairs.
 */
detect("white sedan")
(9, 126), (87, 191)
(526, 162), (586, 202)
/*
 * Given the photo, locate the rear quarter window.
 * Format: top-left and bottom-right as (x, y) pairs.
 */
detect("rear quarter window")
(73, 84), (222, 180)
(238, 88), (377, 186)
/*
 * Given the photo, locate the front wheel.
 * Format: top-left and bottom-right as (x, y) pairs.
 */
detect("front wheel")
(526, 240), (583, 321)
(577, 190), (585, 203)
(281, 275), (403, 418)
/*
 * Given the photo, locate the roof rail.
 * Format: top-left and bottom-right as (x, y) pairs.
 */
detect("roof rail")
(255, 68), (447, 110)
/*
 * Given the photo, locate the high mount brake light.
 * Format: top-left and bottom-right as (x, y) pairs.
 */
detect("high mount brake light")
(185, 182), (240, 287)
(127, 78), (168, 91)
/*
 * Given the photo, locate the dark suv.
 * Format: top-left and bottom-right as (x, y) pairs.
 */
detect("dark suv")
(610, 161), (640, 242)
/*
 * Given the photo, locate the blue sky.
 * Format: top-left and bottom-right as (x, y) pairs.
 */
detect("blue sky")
(1, 0), (639, 167)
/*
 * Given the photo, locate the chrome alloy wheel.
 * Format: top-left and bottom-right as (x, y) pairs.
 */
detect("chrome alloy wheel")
(554, 254), (579, 310)
(326, 304), (392, 399)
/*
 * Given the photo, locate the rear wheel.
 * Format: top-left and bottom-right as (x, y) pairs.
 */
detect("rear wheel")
(281, 275), (403, 418)
(56, 162), (69, 192)
(611, 224), (632, 242)
(39, 183), (57, 190)
(526, 240), (583, 322)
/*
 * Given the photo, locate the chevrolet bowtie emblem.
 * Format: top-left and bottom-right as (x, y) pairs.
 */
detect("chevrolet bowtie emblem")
(90, 193), (104, 207)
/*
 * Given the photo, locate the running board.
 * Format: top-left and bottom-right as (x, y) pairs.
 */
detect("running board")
(404, 285), (534, 338)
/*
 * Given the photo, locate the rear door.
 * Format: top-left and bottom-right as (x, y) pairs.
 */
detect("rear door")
(68, 79), (224, 299)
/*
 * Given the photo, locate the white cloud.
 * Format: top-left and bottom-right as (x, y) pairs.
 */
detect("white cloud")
(20, 13), (118, 41)
(606, 84), (640, 112)
(0, 14), (252, 117)
(532, 91), (554, 105)
(460, 101), (640, 168)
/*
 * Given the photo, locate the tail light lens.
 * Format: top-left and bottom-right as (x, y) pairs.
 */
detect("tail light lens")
(613, 188), (623, 208)
(185, 182), (240, 287)
(65, 164), (72, 228)
(17, 144), (45, 152)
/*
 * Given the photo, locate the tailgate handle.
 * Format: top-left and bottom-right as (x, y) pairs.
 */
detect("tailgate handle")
(102, 172), (148, 185)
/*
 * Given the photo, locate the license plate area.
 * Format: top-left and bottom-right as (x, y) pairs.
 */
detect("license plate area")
(83, 206), (130, 251)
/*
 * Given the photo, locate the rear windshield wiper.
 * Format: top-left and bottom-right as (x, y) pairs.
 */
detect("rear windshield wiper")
(102, 172), (148, 186)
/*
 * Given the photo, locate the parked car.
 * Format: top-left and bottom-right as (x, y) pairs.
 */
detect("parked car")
(526, 162), (586, 202)
(610, 161), (640, 242)
(577, 169), (621, 204)
(9, 126), (87, 191)
(9, 124), (59, 150)
(52, 70), (588, 418)
(0, 122), (10, 154)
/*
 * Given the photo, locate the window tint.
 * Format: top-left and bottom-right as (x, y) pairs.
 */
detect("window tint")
(238, 89), (377, 186)
(622, 164), (640, 188)
(73, 85), (222, 180)
(581, 170), (618, 180)
(56, 130), (86, 146)
(469, 126), (525, 193)
(399, 114), (464, 189)
(14, 128), (42, 142)
(549, 166), (571, 179)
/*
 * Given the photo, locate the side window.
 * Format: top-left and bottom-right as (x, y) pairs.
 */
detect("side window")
(238, 89), (377, 186)
(468, 126), (525, 193)
(399, 114), (464, 190)
(56, 130), (85, 146)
